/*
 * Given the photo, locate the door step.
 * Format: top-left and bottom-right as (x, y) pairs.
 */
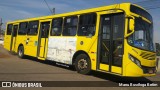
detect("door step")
(38, 57), (45, 60)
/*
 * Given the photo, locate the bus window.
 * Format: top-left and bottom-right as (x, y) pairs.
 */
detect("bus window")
(27, 21), (39, 35)
(7, 24), (13, 35)
(62, 16), (78, 36)
(51, 18), (63, 36)
(18, 22), (28, 35)
(13, 25), (18, 36)
(78, 13), (97, 36)
(41, 22), (50, 38)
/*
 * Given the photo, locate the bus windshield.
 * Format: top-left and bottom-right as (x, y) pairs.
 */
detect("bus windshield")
(128, 17), (154, 52)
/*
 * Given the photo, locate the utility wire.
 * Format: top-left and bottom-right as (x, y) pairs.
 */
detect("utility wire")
(134, 0), (160, 10)
(134, 0), (155, 4)
(43, 0), (53, 14)
(146, 6), (160, 10)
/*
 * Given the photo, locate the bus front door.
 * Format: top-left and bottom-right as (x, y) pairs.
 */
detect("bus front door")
(10, 24), (18, 52)
(98, 13), (124, 75)
(37, 21), (50, 59)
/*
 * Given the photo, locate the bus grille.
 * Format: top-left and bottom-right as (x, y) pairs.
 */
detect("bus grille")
(141, 66), (156, 74)
(140, 52), (156, 60)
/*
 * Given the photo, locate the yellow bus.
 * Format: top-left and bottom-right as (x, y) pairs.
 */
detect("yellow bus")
(4, 3), (157, 77)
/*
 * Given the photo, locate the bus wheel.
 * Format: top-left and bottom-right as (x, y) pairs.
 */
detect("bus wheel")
(18, 46), (24, 58)
(75, 54), (91, 74)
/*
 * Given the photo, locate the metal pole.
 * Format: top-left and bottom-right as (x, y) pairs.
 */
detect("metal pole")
(44, 0), (53, 14)
(0, 18), (2, 39)
(52, 8), (55, 15)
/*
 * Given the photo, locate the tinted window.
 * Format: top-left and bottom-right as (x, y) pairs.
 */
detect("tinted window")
(78, 13), (97, 36)
(41, 22), (50, 38)
(28, 21), (39, 35)
(7, 24), (13, 35)
(130, 5), (152, 21)
(112, 13), (124, 67)
(13, 25), (18, 36)
(51, 18), (63, 36)
(18, 22), (28, 35)
(62, 16), (78, 36)
(113, 14), (124, 40)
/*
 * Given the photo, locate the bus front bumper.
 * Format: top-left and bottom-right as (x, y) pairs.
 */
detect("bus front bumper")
(125, 62), (157, 77)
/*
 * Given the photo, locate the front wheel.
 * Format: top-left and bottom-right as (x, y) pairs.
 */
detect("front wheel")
(18, 46), (25, 58)
(75, 54), (91, 74)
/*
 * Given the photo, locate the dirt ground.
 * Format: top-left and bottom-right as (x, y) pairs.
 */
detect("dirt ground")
(0, 45), (159, 90)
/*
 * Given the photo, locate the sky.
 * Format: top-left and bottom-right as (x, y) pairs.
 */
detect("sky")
(0, 0), (160, 43)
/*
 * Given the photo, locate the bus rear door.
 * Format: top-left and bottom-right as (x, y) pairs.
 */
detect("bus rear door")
(10, 24), (18, 52)
(4, 24), (12, 51)
(37, 20), (51, 60)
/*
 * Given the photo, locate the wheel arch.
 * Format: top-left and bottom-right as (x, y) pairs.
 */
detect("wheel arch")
(17, 43), (24, 52)
(72, 50), (91, 65)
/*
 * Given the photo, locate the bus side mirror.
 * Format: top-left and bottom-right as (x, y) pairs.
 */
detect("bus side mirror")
(125, 17), (135, 38)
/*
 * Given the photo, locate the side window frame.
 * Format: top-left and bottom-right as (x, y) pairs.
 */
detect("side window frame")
(62, 16), (78, 36)
(78, 13), (97, 36)
(6, 24), (13, 35)
(50, 18), (63, 36)
(27, 21), (39, 35)
(18, 22), (28, 35)
(13, 25), (18, 37)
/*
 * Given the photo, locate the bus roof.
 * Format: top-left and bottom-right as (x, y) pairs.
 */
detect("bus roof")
(7, 3), (138, 24)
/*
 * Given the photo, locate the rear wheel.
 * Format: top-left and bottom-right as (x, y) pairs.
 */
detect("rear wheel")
(75, 54), (91, 74)
(18, 46), (25, 58)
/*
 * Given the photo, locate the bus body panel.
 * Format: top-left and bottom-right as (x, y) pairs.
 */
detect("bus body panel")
(3, 3), (157, 77)
(76, 36), (97, 53)
(125, 61), (156, 77)
(15, 35), (27, 53)
(39, 38), (47, 58)
(87, 37), (98, 71)
(11, 36), (16, 51)
(25, 36), (38, 57)
(47, 37), (77, 65)
(4, 34), (11, 51)
(123, 39), (156, 76)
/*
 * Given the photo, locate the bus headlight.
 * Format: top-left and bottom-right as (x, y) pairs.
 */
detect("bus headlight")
(128, 54), (141, 68)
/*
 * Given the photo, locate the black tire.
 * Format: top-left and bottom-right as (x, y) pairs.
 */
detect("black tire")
(75, 54), (91, 74)
(18, 46), (25, 58)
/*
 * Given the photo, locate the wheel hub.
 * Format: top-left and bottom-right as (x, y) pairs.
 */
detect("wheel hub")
(19, 49), (22, 56)
(78, 59), (88, 70)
